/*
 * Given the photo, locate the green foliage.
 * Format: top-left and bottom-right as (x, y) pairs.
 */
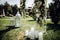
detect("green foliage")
(4, 2), (12, 11)
(0, 4), (4, 16)
(49, 0), (60, 24)
(22, 0), (26, 9)
(4, 2), (12, 16)
(44, 30), (60, 40)
(32, 0), (46, 23)
(12, 5), (18, 16)
(3, 2), (18, 16)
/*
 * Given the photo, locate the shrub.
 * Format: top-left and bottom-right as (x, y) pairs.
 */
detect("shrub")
(43, 30), (60, 40)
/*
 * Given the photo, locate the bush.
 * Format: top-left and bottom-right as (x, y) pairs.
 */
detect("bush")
(43, 30), (60, 40)
(49, 0), (60, 24)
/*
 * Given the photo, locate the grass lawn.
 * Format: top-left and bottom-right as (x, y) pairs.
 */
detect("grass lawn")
(1, 17), (60, 40)
(0, 16), (44, 40)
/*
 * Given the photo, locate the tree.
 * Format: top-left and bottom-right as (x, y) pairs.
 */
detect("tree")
(0, 4), (4, 15)
(7, 5), (12, 16)
(32, 0), (46, 21)
(20, 0), (26, 18)
(49, 0), (60, 24)
(12, 5), (18, 16)
(4, 2), (11, 16)
(31, 0), (42, 20)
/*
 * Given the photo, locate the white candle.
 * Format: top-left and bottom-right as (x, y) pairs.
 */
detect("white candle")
(25, 30), (29, 36)
(30, 27), (35, 39)
(35, 31), (39, 38)
(28, 31), (31, 38)
(15, 11), (21, 27)
(38, 32), (43, 40)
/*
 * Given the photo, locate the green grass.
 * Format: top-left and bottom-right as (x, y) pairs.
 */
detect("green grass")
(0, 16), (40, 30)
(0, 18), (10, 30)
(20, 17), (42, 31)
(44, 19), (60, 40)
(0, 16), (44, 40)
(1, 17), (58, 40)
